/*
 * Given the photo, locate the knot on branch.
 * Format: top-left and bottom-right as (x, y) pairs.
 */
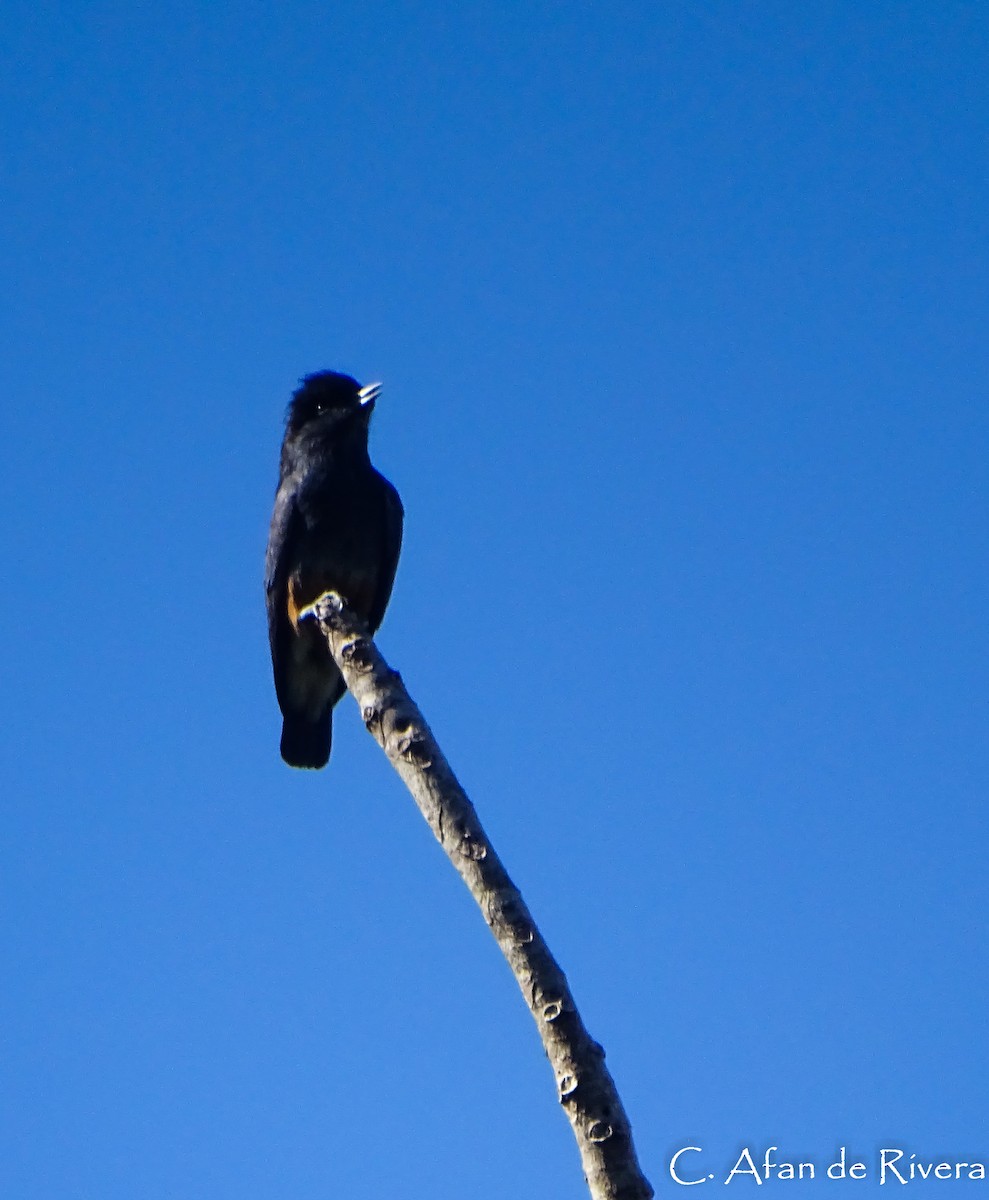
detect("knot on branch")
(361, 704), (381, 731)
(541, 998), (565, 1022)
(494, 896), (533, 944)
(391, 720), (433, 767)
(340, 637), (374, 672)
(458, 835), (487, 861)
(587, 1120), (614, 1143)
(557, 1072), (579, 1098)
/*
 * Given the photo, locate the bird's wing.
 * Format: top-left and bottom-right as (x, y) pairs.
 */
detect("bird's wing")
(367, 476), (404, 633)
(265, 476), (305, 653)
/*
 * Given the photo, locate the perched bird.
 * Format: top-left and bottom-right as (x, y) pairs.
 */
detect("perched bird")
(265, 370), (403, 768)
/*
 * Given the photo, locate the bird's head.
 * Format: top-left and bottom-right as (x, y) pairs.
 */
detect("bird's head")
(285, 371), (381, 440)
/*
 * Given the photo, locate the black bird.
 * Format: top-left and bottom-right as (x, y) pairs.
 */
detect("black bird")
(265, 370), (403, 768)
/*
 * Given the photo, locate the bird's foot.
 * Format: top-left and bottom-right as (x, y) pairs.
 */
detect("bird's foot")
(298, 590), (348, 626)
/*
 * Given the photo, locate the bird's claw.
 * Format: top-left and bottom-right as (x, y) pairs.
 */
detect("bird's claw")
(299, 590), (347, 625)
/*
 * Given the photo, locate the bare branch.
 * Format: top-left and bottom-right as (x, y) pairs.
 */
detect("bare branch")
(300, 592), (654, 1200)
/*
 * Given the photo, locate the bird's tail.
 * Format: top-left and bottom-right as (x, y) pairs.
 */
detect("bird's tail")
(280, 711), (332, 769)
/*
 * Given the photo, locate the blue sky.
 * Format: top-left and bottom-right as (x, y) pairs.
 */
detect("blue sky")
(2, 1), (987, 1195)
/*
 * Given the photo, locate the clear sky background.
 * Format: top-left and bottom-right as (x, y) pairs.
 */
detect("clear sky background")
(2, 1), (987, 1196)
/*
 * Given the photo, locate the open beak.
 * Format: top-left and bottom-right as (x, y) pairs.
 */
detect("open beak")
(358, 381), (382, 410)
